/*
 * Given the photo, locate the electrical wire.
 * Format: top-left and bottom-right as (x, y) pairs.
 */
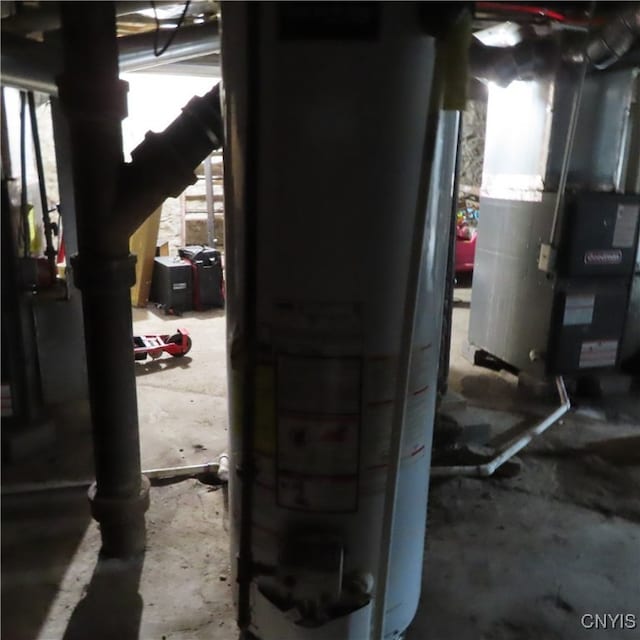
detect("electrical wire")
(476, 2), (568, 22)
(475, 2), (604, 27)
(151, 0), (191, 57)
(19, 91), (29, 258)
(28, 91), (57, 281)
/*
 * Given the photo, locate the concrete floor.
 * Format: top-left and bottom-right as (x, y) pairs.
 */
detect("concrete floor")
(131, 305), (229, 471)
(2, 281), (640, 640)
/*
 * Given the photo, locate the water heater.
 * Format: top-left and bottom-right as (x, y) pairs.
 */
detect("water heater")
(222, 3), (456, 638)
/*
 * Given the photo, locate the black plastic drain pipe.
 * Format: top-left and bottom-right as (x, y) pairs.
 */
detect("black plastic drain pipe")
(57, 1), (223, 557)
(58, 1), (149, 557)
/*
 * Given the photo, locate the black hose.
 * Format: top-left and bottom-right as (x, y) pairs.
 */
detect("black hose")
(1, 88), (12, 179)
(27, 92), (57, 281)
(19, 91), (29, 257)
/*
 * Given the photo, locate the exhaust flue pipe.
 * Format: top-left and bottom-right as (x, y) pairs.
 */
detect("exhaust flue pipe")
(469, 37), (557, 87)
(581, 4), (640, 69)
(471, 4), (640, 87)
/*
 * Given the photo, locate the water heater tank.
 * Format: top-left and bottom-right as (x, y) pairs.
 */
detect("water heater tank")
(222, 3), (456, 638)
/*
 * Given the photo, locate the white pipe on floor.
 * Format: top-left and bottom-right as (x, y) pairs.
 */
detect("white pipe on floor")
(144, 461), (220, 480)
(431, 376), (570, 478)
(1, 455), (228, 496)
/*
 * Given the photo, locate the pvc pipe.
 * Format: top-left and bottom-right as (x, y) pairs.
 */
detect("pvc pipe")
(1, 457), (225, 496)
(143, 461), (221, 480)
(59, 4), (149, 559)
(431, 376), (570, 478)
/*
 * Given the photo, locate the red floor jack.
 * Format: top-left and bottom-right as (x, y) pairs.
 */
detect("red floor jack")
(133, 329), (192, 361)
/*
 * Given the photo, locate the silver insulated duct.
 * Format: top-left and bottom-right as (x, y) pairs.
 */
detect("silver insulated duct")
(583, 4), (640, 69)
(470, 4), (640, 87)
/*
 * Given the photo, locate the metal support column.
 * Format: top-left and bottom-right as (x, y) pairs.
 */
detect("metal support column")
(57, 1), (149, 557)
(204, 154), (215, 247)
(437, 113), (463, 398)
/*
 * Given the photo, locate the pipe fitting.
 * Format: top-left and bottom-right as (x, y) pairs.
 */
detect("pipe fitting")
(469, 37), (557, 87)
(71, 253), (137, 293)
(57, 75), (129, 122)
(88, 475), (151, 558)
(431, 376), (570, 478)
(217, 452), (229, 482)
(116, 83), (223, 237)
(585, 5), (640, 69)
(472, 5), (640, 86)
(127, 83), (222, 195)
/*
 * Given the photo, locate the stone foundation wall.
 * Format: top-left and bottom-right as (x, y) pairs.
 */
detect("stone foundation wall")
(459, 99), (487, 196)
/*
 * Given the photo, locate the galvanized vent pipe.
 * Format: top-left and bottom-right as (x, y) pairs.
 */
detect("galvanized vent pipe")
(1, 1), (151, 36)
(580, 4), (640, 69)
(1, 22), (220, 95)
(470, 4), (640, 88)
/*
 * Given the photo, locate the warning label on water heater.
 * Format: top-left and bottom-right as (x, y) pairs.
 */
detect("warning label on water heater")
(276, 354), (361, 513)
(579, 340), (618, 369)
(563, 294), (595, 326)
(612, 203), (639, 249)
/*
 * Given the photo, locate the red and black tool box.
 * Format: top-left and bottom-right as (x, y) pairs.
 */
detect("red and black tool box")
(178, 245), (225, 310)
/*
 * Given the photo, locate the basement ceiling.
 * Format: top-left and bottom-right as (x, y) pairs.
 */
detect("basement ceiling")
(1, 1), (637, 84)
(1, 1), (220, 38)
(1, 1), (221, 80)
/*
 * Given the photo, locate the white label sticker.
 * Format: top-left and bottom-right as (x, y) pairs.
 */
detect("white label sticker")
(277, 473), (358, 513)
(360, 345), (433, 474)
(277, 356), (361, 414)
(563, 294), (595, 326)
(172, 282), (187, 290)
(579, 340), (618, 369)
(278, 414), (359, 476)
(612, 204), (639, 249)
(276, 354), (361, 512)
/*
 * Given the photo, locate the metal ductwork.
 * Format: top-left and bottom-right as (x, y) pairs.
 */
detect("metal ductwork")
(583, 4), (640, 69)
(1, 32), (58, 95)
(469, 37), (557, 87)
(0, 22), (220, 95)
(117, 22), (220, 73)
(1, 1), (151, 36)
(470, 4), (640, 87)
